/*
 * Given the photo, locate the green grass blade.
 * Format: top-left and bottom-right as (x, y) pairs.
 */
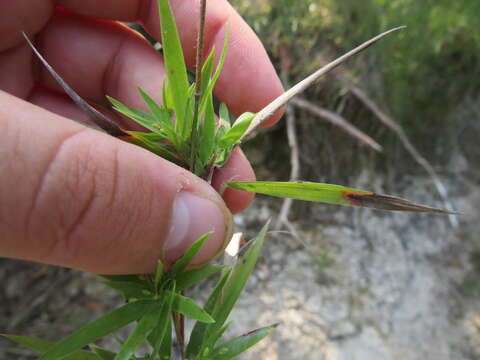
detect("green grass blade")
(137, 88), (176, 139)
(199, 94), (216, 167)
(182, 83), (196, 141)
(126, 132), (184, 166)
(168, 291), (215, 323)
(98, 275), (142, 283)
(199, 25), (230, 114)
(128, 131), (165, 142)
(102, 279), (151, 300)
(211, 24), (230, 87)
(210, 324), (278, 360)
(154, 259), (165, 292)
(226, 181), (459, 214)
(157, 0), (189, 129)
(204, 222), (269, 340)
(114, 303), (162, 360)
(107, 96), (162, 134)
(149, 285), (175, 359)
(218, 112), (255, 149)
(137, 88), (170, 124)
(176, 265), (226, 291)
(162, 80), (173, 111)
(186, 269), (231, 357)
(89, 345), (116, 360)
(200, 48), (215, 102)
(2, 335), (101, 360)
(199, 323), (230, 358)
(157, 318), (172, 359)
(188, 224), (269, 357)
(219, 103), (230, 126)
(37, 300), (157, 360)
(168, 232), (210, 277)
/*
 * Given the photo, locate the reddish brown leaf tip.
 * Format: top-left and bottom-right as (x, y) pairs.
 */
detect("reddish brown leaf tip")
(342, 191), (374, 207)
(345, 192), (461, 215)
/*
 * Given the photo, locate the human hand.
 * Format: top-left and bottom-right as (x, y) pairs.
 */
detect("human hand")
(0, 0), (284, 274)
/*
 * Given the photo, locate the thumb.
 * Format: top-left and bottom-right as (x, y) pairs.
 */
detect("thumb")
(0, 91), (232, 274)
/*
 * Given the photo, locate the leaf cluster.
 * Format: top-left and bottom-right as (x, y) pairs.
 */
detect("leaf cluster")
(108, 0), (254, 178)
(3, 224), (274, 359)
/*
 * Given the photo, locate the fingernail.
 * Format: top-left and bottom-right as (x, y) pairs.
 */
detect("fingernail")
(163, 191), (232, 265)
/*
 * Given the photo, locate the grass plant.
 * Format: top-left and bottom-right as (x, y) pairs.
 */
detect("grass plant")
(4, 0), (459, 358)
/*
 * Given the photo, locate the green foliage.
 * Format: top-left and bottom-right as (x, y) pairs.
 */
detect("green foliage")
(227, 181), (457, 214)
(0, 335), (101, 360)
(209, 324), (278, 360)
(5, 225), (271, 360)
(14, 0), (462, 359)
(186, 222), (270, 358)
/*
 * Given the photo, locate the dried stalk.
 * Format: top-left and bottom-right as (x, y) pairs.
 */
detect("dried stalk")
(240, 26), (406, 141)
(275, 49), (300, 230)
(291, 97), (382, 152)
(21, 32), (127, 138)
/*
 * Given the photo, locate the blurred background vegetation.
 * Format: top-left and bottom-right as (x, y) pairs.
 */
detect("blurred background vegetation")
(230, 0), (480, 187)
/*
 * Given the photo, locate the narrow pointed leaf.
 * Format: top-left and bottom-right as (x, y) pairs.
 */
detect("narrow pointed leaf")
(106, 96), (162, 135)
(219, 103), (230, 126)
(114, 303), (162, 360)
(128, 131), (165, 142)
(149, 284), (175, 359)
(199, 93), (216, 166)
(154, 259), (165, 292)
(102, 279), (151, 300)
(22, 32), (127, 138)
(200, 25), (230, 114)
(186, 269), (231, 357)
(200, 47), (216, 104)
(2, 335), (101, 360)
(158, 0), (189, 128)
(167, 292), (215, 323)
(168, 232), (210, 277)
(198, 322), (231, 358)
(206, 222), (269, 334)
(176, 265), (226, 291)
(37, 300), (157, 360)
(90, 345), (116, 360)
(162, 80), (173, 111)
(157, 318), (172, 359)
(218, 112), (255, 148)
(187, 222), (270, 358)
(124, 131), (184, 166)
(137, 88), (171, 124)
(210, 324), (278, 360)
(98, 274), (142, 283)
(227, 181), (460, 214)
(137, 88), (176, 140)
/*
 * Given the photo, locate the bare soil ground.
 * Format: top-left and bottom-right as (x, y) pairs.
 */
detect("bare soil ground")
(1, 160), (479, 360)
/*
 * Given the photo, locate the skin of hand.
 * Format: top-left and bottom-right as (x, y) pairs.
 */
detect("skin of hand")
(0, 0), (284, 274)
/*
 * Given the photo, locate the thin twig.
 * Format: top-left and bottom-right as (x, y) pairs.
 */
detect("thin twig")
(347, 83), (459, 227)
(240, 26), (406, 141)
(189, 0), (207, 170)
(291, 97), (382, 152)
(22, 32), (127, 137)
(276, 49), (301, 230)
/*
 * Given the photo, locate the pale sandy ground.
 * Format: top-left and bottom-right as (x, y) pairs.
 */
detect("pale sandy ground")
(1, 165), (479, 360)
